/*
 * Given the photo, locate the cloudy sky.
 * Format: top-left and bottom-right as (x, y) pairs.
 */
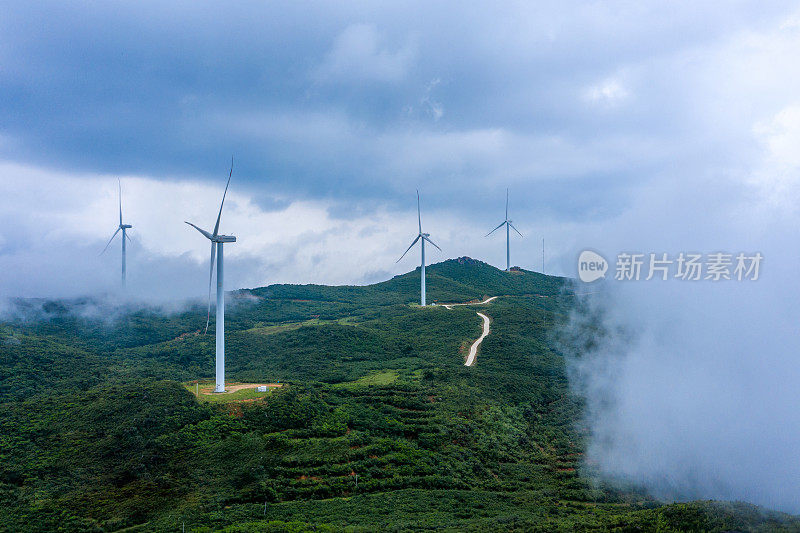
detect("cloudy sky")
(5, 1), (800, 514)
(3, 1), (799, 297)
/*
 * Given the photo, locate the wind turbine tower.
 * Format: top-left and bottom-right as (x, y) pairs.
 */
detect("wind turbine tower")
(486, 188), (523, 271)
(186, 159), (236, 393)
(102, 179), (133, 286)
(397, 190), (441, 306)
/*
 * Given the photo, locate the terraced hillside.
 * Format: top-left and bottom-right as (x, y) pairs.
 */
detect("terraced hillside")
(1, 258), (798, 531)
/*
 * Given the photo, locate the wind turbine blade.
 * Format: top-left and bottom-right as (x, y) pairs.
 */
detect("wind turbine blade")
(422, 235), (442, 251)
(213, 157), (233, 237)
(205, 242), (216, 333)
(486, 221), (506, 237)
(100, 227), (121, 254)
(185, 221), (213, 240)
(118, 178), (123, 226)
(396, 235), (421, 263)
(417, 189), (421, 234)
(125, 231), (133, 243)
(505, 188), (509, 221)
(510, 222), (523, 237)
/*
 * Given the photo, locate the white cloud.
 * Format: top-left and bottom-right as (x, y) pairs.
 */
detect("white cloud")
(314, 23), (415, 83)
(779, 8), (800, 31)
(421, 77), (444, 120)
(583, 76), (628, 106)
(749, 104), (800, 212)
(755, 104), (800, 169)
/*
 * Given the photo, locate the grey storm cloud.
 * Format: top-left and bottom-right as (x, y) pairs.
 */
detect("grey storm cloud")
(0, 1), (794, 214)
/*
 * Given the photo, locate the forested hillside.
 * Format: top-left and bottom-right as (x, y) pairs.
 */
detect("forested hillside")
(1, 258), (797, 531)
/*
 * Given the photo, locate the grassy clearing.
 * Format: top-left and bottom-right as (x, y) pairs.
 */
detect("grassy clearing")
(245, 317), (358, 336)
(331, 370), (400, 389)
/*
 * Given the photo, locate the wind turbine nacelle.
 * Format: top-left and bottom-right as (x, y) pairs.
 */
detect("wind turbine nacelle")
(215, 235), (237, 243)
(120, 224), (133, 229)
(422, 233), (430, 237)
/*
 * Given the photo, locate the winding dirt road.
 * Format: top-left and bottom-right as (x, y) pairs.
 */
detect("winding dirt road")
(465, 312), (491, 366)
(441, 296), (498, 309)
(438, 296), (497, 366)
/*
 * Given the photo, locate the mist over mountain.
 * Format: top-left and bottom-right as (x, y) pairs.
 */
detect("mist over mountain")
(559, 165), (800, 515)
(2, 259), (799, 531)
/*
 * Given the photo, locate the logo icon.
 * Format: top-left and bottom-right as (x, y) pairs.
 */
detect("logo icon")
(578, 250), (608, 282)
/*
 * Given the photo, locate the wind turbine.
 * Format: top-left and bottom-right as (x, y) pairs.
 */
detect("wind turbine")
(101, 179), (133, 286)
(486, 188), (523, 271)
(397, 190), (441, 306)
(186, 159), (236, 393)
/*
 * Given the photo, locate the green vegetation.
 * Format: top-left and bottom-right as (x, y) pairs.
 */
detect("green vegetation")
(0, 258), (796, 531)
(332, 370), (400, 388)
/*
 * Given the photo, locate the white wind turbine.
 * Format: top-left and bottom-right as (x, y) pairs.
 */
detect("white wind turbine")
(397, 190), (441, 306)
(101, 179), (133, 286)
(186, 160), (236, 393)
(486, 188), (523, 271)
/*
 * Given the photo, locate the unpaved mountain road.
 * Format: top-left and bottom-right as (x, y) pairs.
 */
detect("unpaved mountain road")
(438, 296), (497, 366)
(440, 296), (498, 309)
(465, 312), (491, 366)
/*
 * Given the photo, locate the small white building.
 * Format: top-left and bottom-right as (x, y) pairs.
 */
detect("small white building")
(257, 386), (268, 392)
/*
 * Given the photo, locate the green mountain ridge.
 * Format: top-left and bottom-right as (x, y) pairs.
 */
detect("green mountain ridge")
(251, 257), (565, 305)
(1, 258), (797, 532)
